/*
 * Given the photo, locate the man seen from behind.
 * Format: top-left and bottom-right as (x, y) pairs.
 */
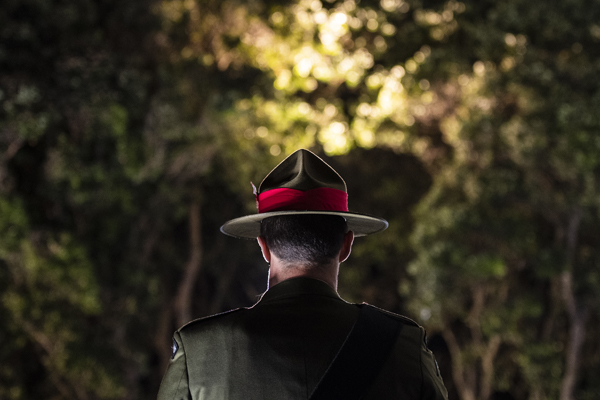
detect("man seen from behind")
(158, 149), (449, 400)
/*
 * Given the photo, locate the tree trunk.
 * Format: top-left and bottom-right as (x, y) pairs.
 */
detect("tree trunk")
(558, 210), (588, 400)
(559, 270), (588, 400)
(173, 195), (203, 327)
(480, 335), (501, 400)
(443, 329), (477, 400)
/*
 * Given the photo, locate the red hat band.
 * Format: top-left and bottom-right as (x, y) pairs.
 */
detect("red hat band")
(257, 187), (349, 214)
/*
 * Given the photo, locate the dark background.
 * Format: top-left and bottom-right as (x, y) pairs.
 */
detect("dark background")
(1, 0), (599, 399)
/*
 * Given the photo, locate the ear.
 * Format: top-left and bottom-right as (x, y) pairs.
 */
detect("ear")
(257, 236), (272, 263)
(338, 230), (354, 263)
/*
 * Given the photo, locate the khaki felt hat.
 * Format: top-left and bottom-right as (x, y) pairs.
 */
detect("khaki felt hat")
(220, 149), (388, 238)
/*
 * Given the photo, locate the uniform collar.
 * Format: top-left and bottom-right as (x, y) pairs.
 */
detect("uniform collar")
(258, 277), (343, 304)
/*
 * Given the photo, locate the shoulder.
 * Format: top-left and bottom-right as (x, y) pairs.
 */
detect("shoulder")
(177, 307), (248, 335)
(360, 303), (421, 328)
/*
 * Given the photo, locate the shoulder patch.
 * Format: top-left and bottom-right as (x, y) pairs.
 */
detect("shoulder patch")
(360, 303), (421, 327)
(171, 338), (179, 359)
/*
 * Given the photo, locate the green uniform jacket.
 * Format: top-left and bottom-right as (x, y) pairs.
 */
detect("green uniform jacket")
(158, 278), (448, 400)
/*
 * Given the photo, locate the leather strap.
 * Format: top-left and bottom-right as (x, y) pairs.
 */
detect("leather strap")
(309, 304), (402, 400)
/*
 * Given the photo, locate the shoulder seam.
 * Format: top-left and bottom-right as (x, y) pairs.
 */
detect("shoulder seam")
(177, 307), (246, 332)
(360, 303), (421, 327)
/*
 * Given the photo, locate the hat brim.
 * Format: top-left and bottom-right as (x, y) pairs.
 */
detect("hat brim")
(220, 211), (388, 239)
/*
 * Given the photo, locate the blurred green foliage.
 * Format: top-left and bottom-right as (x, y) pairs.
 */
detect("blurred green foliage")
(1, 0), (600, 399)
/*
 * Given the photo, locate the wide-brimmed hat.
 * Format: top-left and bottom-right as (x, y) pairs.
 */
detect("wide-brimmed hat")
(220, 149), (388, 238)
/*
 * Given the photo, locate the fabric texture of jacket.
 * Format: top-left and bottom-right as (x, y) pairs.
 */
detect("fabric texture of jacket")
(158, 277), (449, 400)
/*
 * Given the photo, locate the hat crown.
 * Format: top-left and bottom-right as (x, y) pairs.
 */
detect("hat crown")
(259, 149), (346, 193)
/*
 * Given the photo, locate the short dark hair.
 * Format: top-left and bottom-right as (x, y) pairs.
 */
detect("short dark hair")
(260, 214), (348, 267)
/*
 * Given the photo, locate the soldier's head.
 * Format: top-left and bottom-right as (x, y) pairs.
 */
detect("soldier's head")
(259, 214), (349, 268)
(220, 149), (386, 288)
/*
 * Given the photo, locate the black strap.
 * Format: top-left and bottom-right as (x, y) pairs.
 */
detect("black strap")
(309, 304), (402, 400)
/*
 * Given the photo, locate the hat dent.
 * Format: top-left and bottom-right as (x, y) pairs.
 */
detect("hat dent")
(259, 149), (346, 193)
